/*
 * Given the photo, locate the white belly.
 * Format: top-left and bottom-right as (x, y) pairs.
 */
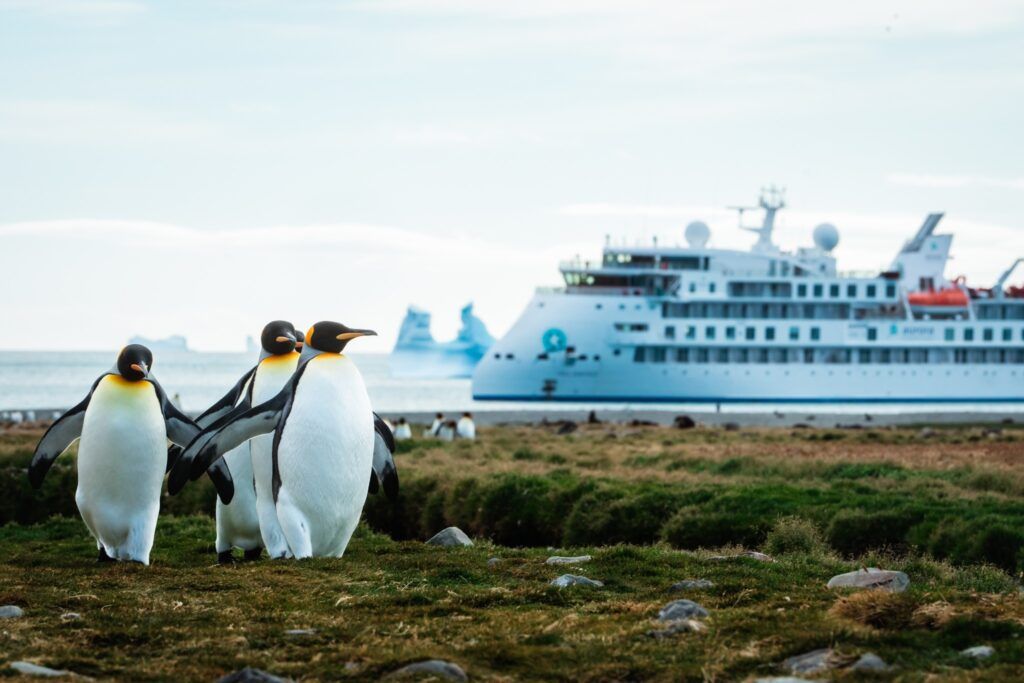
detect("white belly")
(277, 355), (374, 557)
(76, 375), (166, 564)
(215, 442), (261, 551)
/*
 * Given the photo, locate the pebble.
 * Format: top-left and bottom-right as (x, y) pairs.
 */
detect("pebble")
(388, 659), (468, 682)
(550, 574), (603, 588)
(827, 568), (909, 593)
(646, 619), (705, 638)
(0, 604), (25, 618)
(658, 599), (708, 622)
(961, 645), (994, 659)
(545, 555), (592, 565)
(9, 662), (75, 678)
(283, 628), (315, 636)
(217, 667), (292, 683)
(669, 579), (714, 592)
(61, 612), (82, 621)
(850, 653), (889, 672)
(783, 648), (835, 675)
(426, 527), (473, 547)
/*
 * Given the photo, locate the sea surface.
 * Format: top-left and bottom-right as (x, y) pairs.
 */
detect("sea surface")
(1, 351), (1022, 417)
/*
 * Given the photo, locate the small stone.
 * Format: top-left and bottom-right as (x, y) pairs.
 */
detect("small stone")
(658, 599), (709, 622)
(388, 659), (468, 682)
(9, 662), (74, 678)
(61, 612), (82, 621)
(827, 568), (909, 593)
(0, 604), (24, 618)
(487, 557), (501, 567)
(426, 527), (473, 547)
(673, 415), (696, 429)
(550, 574), (603, 588)
(918, 427), (936, 438)
(646, 619), (705, 638)
(850, 653), (889, 672)
(556, 421), (577, 435)
(723, 422), (741, 431)
(218, 667), (292, 683)
(783, 648), (835, 675)
(669, 579), (714, 592)
(545, 555), (592, 565)
(283, 628), (315, 636)
(961, 645), (994, 659)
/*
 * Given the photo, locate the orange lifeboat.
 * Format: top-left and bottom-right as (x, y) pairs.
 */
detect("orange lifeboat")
(908, 287), (969, 307)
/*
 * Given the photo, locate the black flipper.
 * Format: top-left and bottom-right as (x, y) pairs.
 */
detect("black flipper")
(195, 365), (257, 428)
(207, 458), (235, 504)
(148, 376), (202, 447)
(370, 413), (400, 499)
(166, 444), (182, 474)
(28, 375), (105, 488)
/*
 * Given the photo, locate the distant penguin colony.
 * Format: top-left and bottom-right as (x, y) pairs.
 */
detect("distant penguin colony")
(28, 319), (428, 564)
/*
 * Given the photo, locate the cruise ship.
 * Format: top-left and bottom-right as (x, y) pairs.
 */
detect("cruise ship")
(472, 189), (1024, 402)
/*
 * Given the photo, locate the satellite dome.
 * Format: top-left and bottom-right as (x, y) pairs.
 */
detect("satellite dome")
(813, 223), (839, 252)
(685, 221), (711, 248)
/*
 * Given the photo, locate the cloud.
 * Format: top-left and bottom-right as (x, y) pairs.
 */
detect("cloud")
(0, 0), (145, 20)
(887, 173), (1024, 190)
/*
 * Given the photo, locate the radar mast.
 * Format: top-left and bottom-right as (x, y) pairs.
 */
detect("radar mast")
(730, 185), (786, 254)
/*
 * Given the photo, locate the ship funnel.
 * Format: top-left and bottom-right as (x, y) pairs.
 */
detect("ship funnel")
(685, 221), (710, 248)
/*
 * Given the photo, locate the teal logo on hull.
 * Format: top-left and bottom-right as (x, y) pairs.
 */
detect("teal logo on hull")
(542, 328), (567, 352)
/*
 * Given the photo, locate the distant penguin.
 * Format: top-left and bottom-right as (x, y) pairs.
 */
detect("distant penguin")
(436, 420), (456, 442)
(394, 418), (412, 441)
(196, 321), (300, 563)
(195, 320), (301, 561)
(426, 412), (444, 437)
(172, 321), (390, 559)
(456, 412), (476, 440)
(28, 345), (233, 564)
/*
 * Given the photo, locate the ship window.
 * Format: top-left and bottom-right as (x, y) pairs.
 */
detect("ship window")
(765, 327), (776, 341)
(726, 326), (736, 340)
(594, 355), (601, 361)
(810, 327), (821, 341)
(665, 325), (675, 339)
(867, 284), (877, 298)
(651, 348), (666, 363)
(886, 284), (897, 298)
(745, 327), (756, 341)
(709, 282), (717, 293)
(613, 349), (621, 356)
(494, 353), (501, 359)
(847, 284), (857, 298)
(696, 349), (709, 363)
(964, 328), (974, 341)
(675, 348), (688, 362)
(595, 303), (602, 309)
(505, 353), (515, 359)
(578, 354), (589, 361)
(537, 353), (549, 360)
(867, 327), (877, 341)
(858, 349), (870, 363)
(945, 328), (954, 342)
(803, 349), (814, 363)
(688, 282), (696, 293)
(789, 326), (799, 341)
(705, 326), (716, 340)
(830, 284), (840, 298)
(1003, 329), (1012, 341)
(633, 347), (645, 362)
(813, 284), (823, 298)
(686, 326), (696, 340)
(797, 284), (807, 297)
(983, 328), (994, 341)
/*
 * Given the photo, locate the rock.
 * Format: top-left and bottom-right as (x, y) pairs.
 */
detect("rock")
(550, 574), (603, 588)
(669, 579), (714, 592)
(388, 659), (468, 682)
(556, 421), (577, 435)
(487, 557), (501, 567)
(646, 619), (705, 638)
(283, 628), (315, 636)
(0, 604), (24, 618)
(9, 662), (75, 678)
(587, 410), (601, 424)
(217, 667), (292, 683)
(545, 555), (591, 565)
(629, 419), (657, 427)
(961, 645), (994, 659)
(658, 599), (709, 622)
(783, 648), (835, 675)
(426, 527), (473, 547)
(827, 568), (909, 593)
(850, 653), (889, 672)
(722, 421), (740, 431)
(918, 427), (936, 438)
(61, 612), (82, 621)
(673, 415), (696, 429)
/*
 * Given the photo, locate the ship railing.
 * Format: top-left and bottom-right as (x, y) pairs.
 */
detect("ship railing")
(535, 286), (567, 294)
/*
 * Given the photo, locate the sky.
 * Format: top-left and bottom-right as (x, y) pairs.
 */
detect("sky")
(1, 0), (1022, 352)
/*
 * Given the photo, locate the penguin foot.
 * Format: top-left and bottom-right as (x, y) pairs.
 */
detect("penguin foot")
(217, 551), (235, 565)
(97, 548), (115, 563)
(243, 548), (263, 562)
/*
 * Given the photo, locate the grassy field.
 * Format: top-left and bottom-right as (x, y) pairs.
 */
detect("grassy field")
(2, 421), (1024, 680)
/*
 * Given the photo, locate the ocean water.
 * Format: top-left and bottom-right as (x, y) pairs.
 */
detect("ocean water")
(1, 351), (1021, 417)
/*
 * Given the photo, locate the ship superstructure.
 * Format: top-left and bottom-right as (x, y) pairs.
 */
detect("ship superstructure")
(472, 189), (1024, 402)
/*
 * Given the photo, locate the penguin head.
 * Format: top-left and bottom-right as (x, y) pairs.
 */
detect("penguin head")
(116, 344), (153, 382)
(294, 329), (305, 353)
(260, 320), (298, 356)
(305, 321), (377, 354)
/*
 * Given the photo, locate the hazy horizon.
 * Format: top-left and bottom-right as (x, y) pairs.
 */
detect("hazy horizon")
(3, 1), (1022, 352)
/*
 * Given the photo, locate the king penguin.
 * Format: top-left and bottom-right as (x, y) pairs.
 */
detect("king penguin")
(196, 320), (300, 563)
(171, 321), (391, 558)
(28, 345), (233, 564)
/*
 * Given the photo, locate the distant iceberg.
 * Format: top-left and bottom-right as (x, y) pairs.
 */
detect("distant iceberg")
(390, 303), (495, 378)
(127, 334), (190, 353)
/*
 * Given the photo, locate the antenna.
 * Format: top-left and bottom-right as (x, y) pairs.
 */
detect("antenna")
(730, 185), (786, 253)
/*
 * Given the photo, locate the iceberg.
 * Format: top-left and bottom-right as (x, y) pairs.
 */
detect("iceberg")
(390, 303), (495, 378)
(127, 334), (190, 353)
